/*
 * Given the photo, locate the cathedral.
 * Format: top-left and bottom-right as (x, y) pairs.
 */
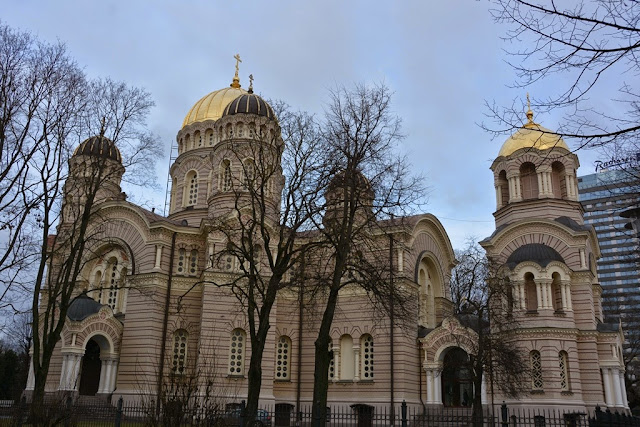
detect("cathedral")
(25, 67), (628, 415)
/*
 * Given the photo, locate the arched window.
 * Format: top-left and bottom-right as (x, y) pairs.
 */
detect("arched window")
(195, 131), (202, 147)
(340, 334), (354, 380)
(170, 177), (177, 212)
(206, 129), (214, 146)
(551, 272), (562, 311)
(530, 350), (543, 390)
(520, 162), (539, 200)
(176, 249), (186, 275)
(361, 334), (374, 380)
(559, 351), (569, 391)
(106, 259), (119, 310)
(221, 160), (233, 191)
(418, 258), (440, 328)
(275, 336), (291, 380)
(229, 328), (246, 375)
(189, 250), (198, 275)
(172, 329), (188, 374)
(185, 171), (198, 206)
(91, 270), (102, 303)
(498, 170), (509, 207)
(524, 272), (538, 312)
(551, 161), (567, 199)
(243, 159), (256, 190)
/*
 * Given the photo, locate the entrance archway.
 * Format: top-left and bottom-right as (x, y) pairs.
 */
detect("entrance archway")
(79, 339), (101, 395)
(441, 347), (473, 407)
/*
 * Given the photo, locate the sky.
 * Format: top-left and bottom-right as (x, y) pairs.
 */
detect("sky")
(0, 0), (604, 250)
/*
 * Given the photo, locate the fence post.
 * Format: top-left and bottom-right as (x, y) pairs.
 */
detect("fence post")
(501, 402), (508, 427)
(114, 396), (123, 427)
(401, 400), (407, 427)
(241, 400), (246, 427)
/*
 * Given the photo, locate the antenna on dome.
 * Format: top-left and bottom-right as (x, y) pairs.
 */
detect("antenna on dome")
(231, 53), (242, 88)
(248, 74), (254, 94)
(526, 93), (534, 124)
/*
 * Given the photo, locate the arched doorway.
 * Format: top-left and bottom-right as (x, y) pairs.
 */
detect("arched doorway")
(79, 339), (101, 395)
(441, 347), (473, 407)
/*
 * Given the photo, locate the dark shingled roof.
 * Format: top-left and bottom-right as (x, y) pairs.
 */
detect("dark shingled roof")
(67, 295), (103, 321)
(73, 136), (122, 162)
(506, 243), (565, 268)
(597, 321), (621, 333)
(222, 94), (275, 120)
(554, 216), (590, 232)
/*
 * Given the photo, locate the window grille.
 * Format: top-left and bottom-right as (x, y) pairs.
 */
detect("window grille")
(559, 351), (569, 391)
(187, 172), (198, 205)
(172, 330), (188, 374)
(531, 350), (544, 390)
(275, 336), (291, 380)
(107, 262), (118, 310)
(361, 335), (374, 379)
(229, 329), (245, 375)
(189, 250), (198, 275)
(177, 249), (185, 274)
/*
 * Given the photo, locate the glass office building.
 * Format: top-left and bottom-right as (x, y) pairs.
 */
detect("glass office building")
(578, 169), (639, 321)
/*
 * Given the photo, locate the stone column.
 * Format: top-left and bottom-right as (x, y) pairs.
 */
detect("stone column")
(58, 355), (69, 390)
(97, 359), (108, 393)
(26, 356), (35, 390)
(425, 369), (434, 404)
(481, 377), (488, 405)
(537, 172), (544, 198)
(495, 185), (502, 209)
(519, 282), (526, 310)
(67, 354), (82, 392)
(612, 367), (623, 407)
(560, 283), (567, 311)
(579, 249), (586, 269)
(108, 359), (119, 393)
(602, 368), (613, 407)
(619, 370), (628, 409)
(564, 282), (573, 310)
(333, 347), (340, 382)
(536, 282), (543, 310)
(154, 245), (163, 270)
(434, 370), (442, 404)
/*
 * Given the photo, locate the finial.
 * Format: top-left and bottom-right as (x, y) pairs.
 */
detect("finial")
(100, 116), (106, 137)
(526, 92), (534, 124)
(248, 74), (254, 94)
(231, 54), (242, 88)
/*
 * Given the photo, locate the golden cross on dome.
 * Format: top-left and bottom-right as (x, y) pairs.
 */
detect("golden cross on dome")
(526, 92), (534, 124)
(234, 54), (242, 76)
(231, 54), (242, 88)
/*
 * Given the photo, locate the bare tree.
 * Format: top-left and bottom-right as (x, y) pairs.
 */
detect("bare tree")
(205, 103), (325, 427)
(487, 1), (640, 152)
(0, 25), (166, 409)
(308, 82), (423, 425)
(450, 241), (529, 425)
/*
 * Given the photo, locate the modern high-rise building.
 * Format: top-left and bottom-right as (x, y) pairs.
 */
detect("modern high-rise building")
(578, 169), (640, 321)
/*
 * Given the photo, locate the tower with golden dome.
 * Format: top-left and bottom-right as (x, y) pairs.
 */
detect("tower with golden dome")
(480, 101), (628, 412)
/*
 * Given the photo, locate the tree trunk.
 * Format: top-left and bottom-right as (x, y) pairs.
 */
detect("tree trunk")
(311, 287), (339, 427)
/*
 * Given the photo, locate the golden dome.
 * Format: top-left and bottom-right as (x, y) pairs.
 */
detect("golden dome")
(182, 86), (247, 128)
(497, 107), (569, 157)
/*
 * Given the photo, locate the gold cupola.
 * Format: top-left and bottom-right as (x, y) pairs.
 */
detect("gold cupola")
(497, 96), (569, 157)
(181, 54), (248, 128)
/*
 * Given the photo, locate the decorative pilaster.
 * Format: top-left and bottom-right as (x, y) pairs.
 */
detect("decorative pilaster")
(333, 347), (340, 382)
(353, 346), (360, 381)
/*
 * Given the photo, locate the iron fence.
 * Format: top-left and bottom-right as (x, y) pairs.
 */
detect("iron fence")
(0, 398), (637, 427)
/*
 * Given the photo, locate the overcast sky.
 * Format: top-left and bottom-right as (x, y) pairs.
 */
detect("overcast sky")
(1, 0), (604, 250)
